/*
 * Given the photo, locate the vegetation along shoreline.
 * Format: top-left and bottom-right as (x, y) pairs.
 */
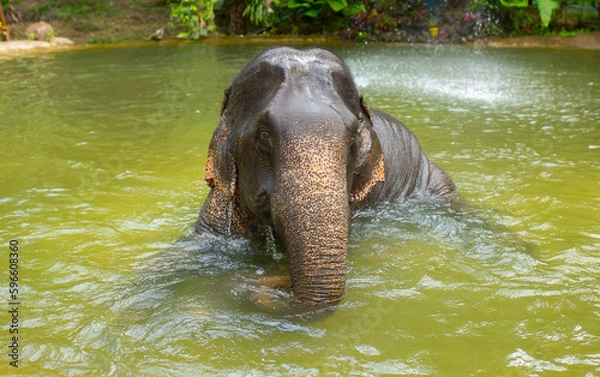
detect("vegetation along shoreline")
(0, 0), (598, 55)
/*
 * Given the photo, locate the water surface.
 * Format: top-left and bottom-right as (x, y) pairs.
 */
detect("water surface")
(1, 42), (599, 375)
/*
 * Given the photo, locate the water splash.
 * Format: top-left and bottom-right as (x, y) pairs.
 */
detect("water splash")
(227, 199), (234, 237)
(266, 226), (284, 262)
(347, 48), (522, 106)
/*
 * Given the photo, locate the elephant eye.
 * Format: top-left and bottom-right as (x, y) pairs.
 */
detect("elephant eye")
(259, 131), (271, 141)
(256, 130), (272, 155)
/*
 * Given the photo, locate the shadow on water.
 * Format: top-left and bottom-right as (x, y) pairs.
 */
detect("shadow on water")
(110, 233), (338, 373)
(113, 231), (339, 331)
(117, 235), (280, 310)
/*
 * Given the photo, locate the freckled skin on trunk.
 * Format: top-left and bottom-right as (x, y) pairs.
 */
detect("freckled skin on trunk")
(271, 126), (351, 305)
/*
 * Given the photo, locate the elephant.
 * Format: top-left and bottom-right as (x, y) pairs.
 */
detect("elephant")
(194, 46), (458, 307)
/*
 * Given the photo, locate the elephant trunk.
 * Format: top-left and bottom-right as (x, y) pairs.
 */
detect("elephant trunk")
(271, 128), (350, 306)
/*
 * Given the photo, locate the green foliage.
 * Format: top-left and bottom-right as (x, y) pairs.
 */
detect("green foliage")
(538, 0), (561, 27)
(499, 0), (528, 7)
(559, 28), (578, 36)
(505, 7), (544, 34)
(499, 0), (587, 27)
(494, 0), (598, 33)
(288, 0), (328, 18)
(500, 0), (564, 27)
(240, 0), (364, 34)
(288, 0), (364, 18)
(87, 36), (119, 44)
(244, 0), (280, 26)
(170, 0), (216, 39)
(46, 29), (55, 41)
(169, 0), (597, 38)
(343, 2), (366, 17)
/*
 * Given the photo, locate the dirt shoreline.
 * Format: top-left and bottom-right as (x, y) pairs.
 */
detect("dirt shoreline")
(1, 31), (599, 57)
(476, 31), (600, 49)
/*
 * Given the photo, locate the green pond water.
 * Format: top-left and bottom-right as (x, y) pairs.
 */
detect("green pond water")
(1, 42), (599, 376)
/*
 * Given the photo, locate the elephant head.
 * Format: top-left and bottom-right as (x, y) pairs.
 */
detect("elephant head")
(204, 47), (385, 306)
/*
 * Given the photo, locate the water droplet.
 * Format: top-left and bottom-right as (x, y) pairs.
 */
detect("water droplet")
(227, 200), (234, 236)
(266, 226), (284, 261)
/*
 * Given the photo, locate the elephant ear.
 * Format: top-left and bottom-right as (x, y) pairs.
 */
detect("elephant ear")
(350, 96), (385, 203)
(205, 88), (237, 195)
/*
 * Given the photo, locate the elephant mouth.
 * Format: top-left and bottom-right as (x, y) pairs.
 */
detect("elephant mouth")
(250, 192), (273, 226)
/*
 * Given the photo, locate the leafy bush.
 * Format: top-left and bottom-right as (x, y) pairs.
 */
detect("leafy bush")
(287, 0), (364, 18)
(170, 0), (216, 39)
(500, 0), (598, 28)
(244, 0), (280, 26)
(171, 0), (364, 36)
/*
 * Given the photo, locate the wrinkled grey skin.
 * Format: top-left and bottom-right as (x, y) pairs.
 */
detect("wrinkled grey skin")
(195, 46), (457, 307)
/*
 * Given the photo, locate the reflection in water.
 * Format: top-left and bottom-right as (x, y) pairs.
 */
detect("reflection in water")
(0, 43), (598, 375)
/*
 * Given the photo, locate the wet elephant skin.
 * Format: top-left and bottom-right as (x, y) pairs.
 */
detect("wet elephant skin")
(195, 46), (458, 307)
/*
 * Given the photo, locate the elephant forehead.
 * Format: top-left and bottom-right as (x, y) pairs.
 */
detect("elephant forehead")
(267, 69), (358, 128)
(234, 48), (348, 92)
(229, 60), (349, 118)
(251, 50), (354, 100)
(264, 51), (361, 123)
(281, 66), (336, 97)
(251, 57), (345, 101)
(258, 46), (346, 70)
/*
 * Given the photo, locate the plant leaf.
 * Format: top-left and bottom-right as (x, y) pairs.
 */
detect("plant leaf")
(303, 7), (322, 17)
(288, 0), (307, 8)
(499, 0), (528, 7)
(537, 0), (560, 27)
(343, 3), (365, 16)
(327, 0), (347, 12)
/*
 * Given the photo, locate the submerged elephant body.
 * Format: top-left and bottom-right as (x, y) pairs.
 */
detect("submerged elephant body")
(195, 47), (457, 306)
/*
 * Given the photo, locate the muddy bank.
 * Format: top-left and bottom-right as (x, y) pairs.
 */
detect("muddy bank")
(481, 31), (600, 49)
